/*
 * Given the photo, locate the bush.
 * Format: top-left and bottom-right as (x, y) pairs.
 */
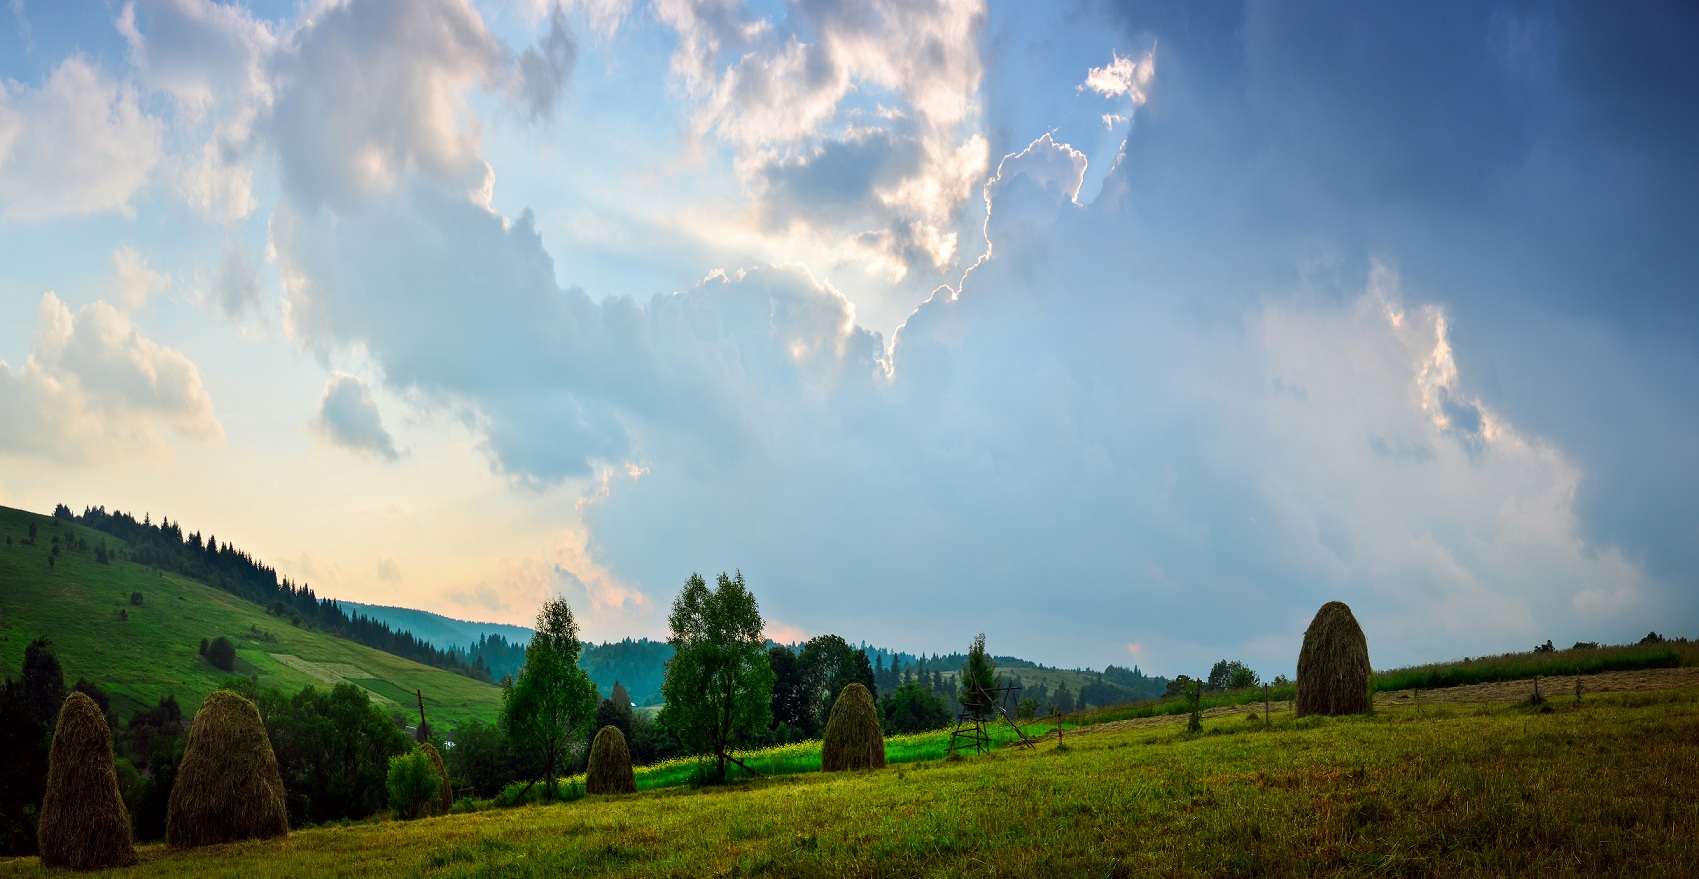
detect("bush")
(386, 749), (444, 820)
(822, 683), (886, 772)
(206, 637), (235, 672)
(1295, 601), (1372, 717)
(129, 592), (144, 606)
(166, 690), (288, 848)
(38, 692), (137, 869)
(585, 725), (636, 794)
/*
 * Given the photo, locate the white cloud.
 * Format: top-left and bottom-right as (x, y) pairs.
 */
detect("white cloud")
(0, 57), (164, 218)
(112, 247), (171, 308)
(313, 372), (399, 460)
(1080, 49), (1156, 104)
(265, 0), (504, 207)
(210, 238), (262, 317)
(655, 0), (991, 279)
(0, 293), (221, 461)
(510, 3), (577, 121)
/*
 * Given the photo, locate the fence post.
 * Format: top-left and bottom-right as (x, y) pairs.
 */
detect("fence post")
(1263, 683), (1270, 728)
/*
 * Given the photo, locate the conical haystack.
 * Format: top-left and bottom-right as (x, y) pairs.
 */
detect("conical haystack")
(166, 690), (289, 848)
(38, 691), (138, 870)
(1295, 601), (1372, 717)
(419, 742), (454, 815)
(585, 725), (637, 794)
(821, 683), (886, 772)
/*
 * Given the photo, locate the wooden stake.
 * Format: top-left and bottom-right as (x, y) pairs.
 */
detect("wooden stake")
(1263, 683), (1270, 728)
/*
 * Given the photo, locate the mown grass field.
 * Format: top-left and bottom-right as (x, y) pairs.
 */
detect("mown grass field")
(0, 506), (502, 727)
(4, 688), (1693, 877)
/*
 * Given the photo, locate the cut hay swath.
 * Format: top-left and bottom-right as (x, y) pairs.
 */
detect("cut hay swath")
(585, 725), (637, 794)
(38, 691), (138, 870)
(166, 689), (289, 848)
(1296, 600), (1372, 717)
(419, 742), (453, 815)
(821, 683), (886, 772)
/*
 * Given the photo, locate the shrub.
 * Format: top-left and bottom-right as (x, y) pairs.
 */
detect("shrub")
(419, 742), (453, 815)
(129, 592), (144, 606)
(166, 690), (288, 848)
(821, 683), (886, 772)
(585, 725), (637, 794)
(1295, 601), (1372, 717)
(386, 749), (443, 820)
(38, 692), (137, 870)
(207, 637), (235, 672)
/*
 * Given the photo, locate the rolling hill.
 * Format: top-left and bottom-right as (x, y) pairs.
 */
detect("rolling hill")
(0, 505), (502, 728)
(338, 600), (532, 652)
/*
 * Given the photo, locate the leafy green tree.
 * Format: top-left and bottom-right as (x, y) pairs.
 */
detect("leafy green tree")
(659, 571), (775, 783)
(0, 676), (50, 855)
(501, 598), (599, 801)
(879, 682), (953, 733)
(446, 719), (512, 798)
(799, 635), (862, 732)
(206, 636), (236, 672)
(1206, 660), (1260, 692)
(767, 645), (810, 739)
(386, 749), (441, 820)
(260, 682), (412, 825)
(958, 634), (998, 719)
(21, 638), (65, 728)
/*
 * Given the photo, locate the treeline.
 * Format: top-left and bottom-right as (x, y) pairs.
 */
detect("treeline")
(62, 505), (494, 683)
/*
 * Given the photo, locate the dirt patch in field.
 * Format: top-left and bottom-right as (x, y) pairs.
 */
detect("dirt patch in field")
(1057, 666), (1699, 741)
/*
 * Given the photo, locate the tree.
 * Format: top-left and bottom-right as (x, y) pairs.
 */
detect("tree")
(501, 598), (599, 801)
(767, 646), (810, 739)
(879, 682), (953, 734)
(0, 676), (50, 855)
(958, 634), (998, 719)
(799, 635), (862, 732)
(207, 636), (236, 672)
(446, 720), (512, 798)
(1206, 660), (1260, 692)
(260, 682), (412, 825)
(22, 638), (66, 728)
(658, 571), (775, 783)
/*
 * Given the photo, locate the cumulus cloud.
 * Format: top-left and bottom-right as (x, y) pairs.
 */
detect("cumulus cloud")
(0, 293), (221, 460)
(656, 0), (991, 280)
(313, 372), (399, 460)
(265, 0), (504, 207)
(0, 57), (164, 218)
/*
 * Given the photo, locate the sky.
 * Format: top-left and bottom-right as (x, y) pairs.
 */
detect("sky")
(1, 0), (1695, 677)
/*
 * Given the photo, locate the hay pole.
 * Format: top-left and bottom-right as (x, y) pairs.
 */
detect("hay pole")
(722, 751), (765, 778)
(416, 689), (428, 742)
(1264, 684), (1271, 729)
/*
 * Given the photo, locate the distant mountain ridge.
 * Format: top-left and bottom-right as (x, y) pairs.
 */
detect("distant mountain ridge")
(339, 601), (533, 652)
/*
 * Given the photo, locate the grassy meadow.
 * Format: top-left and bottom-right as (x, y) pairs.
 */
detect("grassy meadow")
(0, 506), (502, 727)
(2, 688), (1694, 877)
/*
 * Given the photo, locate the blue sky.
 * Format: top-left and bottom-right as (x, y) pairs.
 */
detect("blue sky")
(1, 0), (1694, 676)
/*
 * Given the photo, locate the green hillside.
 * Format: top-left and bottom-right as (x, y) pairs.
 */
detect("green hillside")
(0, 505), (502, 728)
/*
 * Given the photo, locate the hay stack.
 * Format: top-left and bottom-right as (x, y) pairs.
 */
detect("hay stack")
(1295, 601), (1372, 717)
(821, 683), (886, 772)
(585, 725), (637, 794)
(38, 691), (138, 870)
(419, 742), (454, 815)
(166, 690), (288, 848)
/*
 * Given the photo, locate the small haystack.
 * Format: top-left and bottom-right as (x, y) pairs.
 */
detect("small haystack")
(419, 742), (454, 815)
(166, 690), (289, 848)
(1295, 600), (1372, 717)
(585, 725), (637, 794)
(821, 683), (886, 772)
(38, 691), (138, 870)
